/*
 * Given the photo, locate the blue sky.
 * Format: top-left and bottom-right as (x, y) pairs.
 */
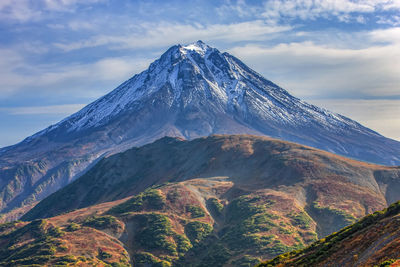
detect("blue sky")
(0, 0), (399, 147)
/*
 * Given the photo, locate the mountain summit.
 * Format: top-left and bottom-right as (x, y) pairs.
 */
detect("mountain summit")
(0, 41), (399, 219)
(15, 40), (400, 162)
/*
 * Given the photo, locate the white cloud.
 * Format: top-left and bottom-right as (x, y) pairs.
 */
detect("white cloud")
(377, 15), (400, 26)
(0, 0), (42, 22)
(0, 0), (103, 22)
(67, 20), (97, 31)
(262, 0), (373, 21)
(380, 0), (400, 10)
(53, 20), (292, 51)
(43, 0), (102, 11)
(216, 0), (261, 18)
(228, 36), (400, 98)
(92, 57), (150, 80)
(0, 49), (152, 98)
(355, 15), (366, 24)
(215, 0), (400, 25)
(310, 99), (400, 141)
(0, 49), (28, 95)
(260, 0), (400, 23)
(369, 27), (400, 44)
(0, 104), (85, 115)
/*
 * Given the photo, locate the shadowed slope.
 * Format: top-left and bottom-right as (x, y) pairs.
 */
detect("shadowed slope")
(258, 201), (400, 267)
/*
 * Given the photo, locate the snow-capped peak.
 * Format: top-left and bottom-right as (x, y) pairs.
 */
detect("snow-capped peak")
(33, 41), (360, 136)
(23, 40), (392, 166)
(181, 40), (210, 55)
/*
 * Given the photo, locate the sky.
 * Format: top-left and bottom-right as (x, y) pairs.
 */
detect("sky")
(0, 0), (399, 147)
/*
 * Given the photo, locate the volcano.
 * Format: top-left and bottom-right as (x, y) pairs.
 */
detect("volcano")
(0, 40), (399, 219)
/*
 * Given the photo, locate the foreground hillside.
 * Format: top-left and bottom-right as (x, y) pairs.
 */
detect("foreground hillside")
(3, 179), (400, 266)
(259, 201), (400, 267)
(8, 134), (397, 266)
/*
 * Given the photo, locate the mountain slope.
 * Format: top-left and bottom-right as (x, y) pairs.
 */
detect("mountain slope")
(258, 200), (400, 267)
(0, 201), (131, 266)
(1, 41), (400, 219)
(23, 135), (400, 232)
(8, 133), (400, 266)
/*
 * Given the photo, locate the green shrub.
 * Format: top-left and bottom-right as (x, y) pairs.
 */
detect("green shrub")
(289, 211), (313, 229)
(208, 198), (224, 215)
(0, 219), (68, 266)
(166, 190), (180, 203)
(226, 196), (269, 222)
(65, 222), (81, 232)
(232, 255), (261, 267)
(0, 221), (17, 233)
(222, 195), (279, 251)
(82, 215), (119, 230)
(199, 243), (232, 266)
(48, 226), (65, 237)
(278, 227), (292, 235)
(110, 262), (131, 267)
(186, 205), (206, 218)
(53, 255), (77, 264)
(111, 262), (131, 267)
(109, 189), (165, 214)
(98, 248), (112, 260)
(175, 234), (192, 253)
(185, 221), (213, 244)
(134, 252), (171, 267)
(377, 259), (397, 267)
(135, 213), (177, 254)
(263, 239), (292, 256)
(312, 202), (357, 225)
